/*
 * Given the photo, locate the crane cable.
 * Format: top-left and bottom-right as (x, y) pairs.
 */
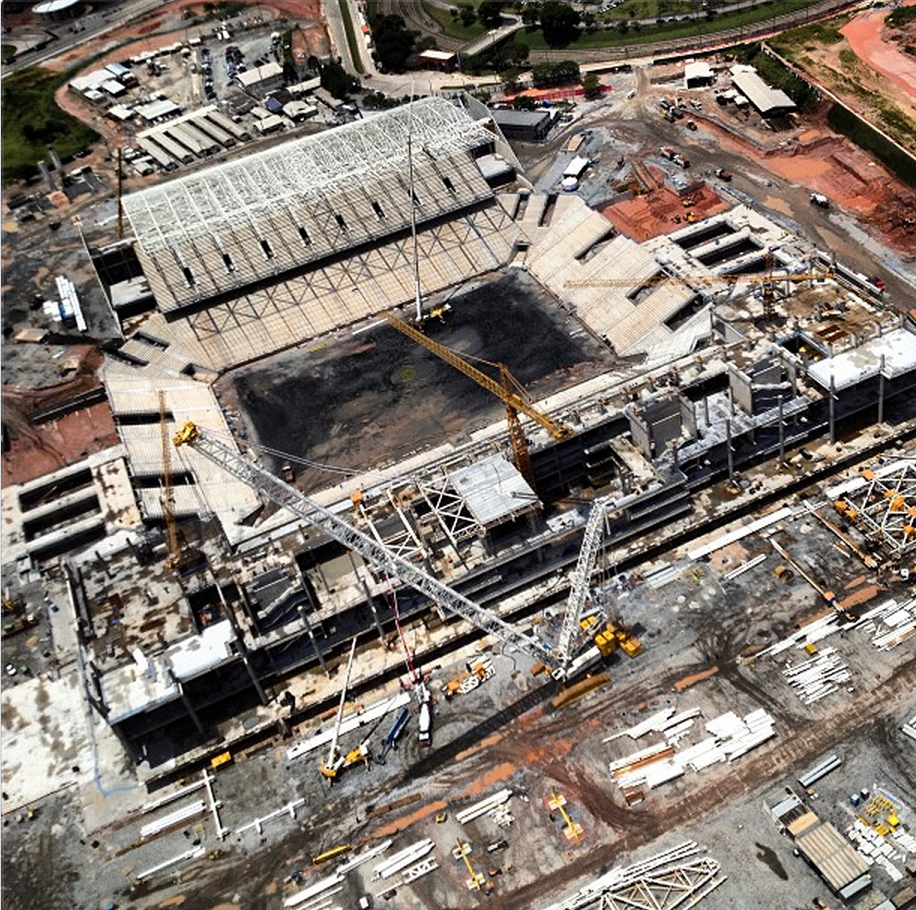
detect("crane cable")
(383, 571), (422, 687)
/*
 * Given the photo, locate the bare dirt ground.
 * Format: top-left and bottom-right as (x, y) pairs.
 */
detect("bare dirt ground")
(1, 345), (119, 486)
(600, 166), (731, 241)
(771, 4), (916, 154)
(841, 7), (916, 105)
(222, 271), (619, 489)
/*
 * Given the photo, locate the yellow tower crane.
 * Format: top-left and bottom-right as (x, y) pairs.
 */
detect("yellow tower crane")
(382, 312), (572, 492)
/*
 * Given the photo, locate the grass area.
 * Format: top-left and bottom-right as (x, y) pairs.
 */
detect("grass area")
(420, 0), (487, 41)
(887, 5), (916, 29)
(768, 15), (849, 62)
(514, 0), (826, 51)
(2, 44), (16, 64)
(1, 67), (99, 187)
(827, 102), (916, 191)
(339, 0), (365, 74)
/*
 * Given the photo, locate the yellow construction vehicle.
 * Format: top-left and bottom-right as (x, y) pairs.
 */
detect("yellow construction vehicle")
(382, 312), (572, 492)
(444, 656), (495, 699)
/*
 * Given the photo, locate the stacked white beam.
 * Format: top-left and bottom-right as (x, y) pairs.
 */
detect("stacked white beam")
(847, 820), (904, 882)
(371, 839), (434, 880)
(662, 709), (702, 746)
(455, 789), (513, 825)
(758, 613), (841, 657)
(721, 709), (776, 760)
(723, 553), (767, 581)
(140, 800), (206, 839)
(283, 877), (342, 908)
(678, 737), (725, 772)
(892, 830), (916, 853)
(782, 647), (850, 704)
(688, 507), (794, 560)
(798, 754), (842, 789)
(868, 597), (916, 650)
(335, 839), (391, 875)
(140, 779), (207, 814)
(136, 846), (205, 882)
(608, 743), (672, 775)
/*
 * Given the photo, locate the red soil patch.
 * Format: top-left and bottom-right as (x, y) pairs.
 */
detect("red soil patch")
(464, 760), (517, 797)
(600, 168), (730, 241)
(372, 799), (448, 838)
(673, 665), (720, 693)
(838, 585), (882, 611)
(841, 8), (916, 106)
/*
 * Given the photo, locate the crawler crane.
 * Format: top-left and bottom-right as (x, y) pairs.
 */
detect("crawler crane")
(173, 423), (575, 676)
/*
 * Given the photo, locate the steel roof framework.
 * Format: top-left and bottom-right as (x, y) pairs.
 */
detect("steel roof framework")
(124, 98), (494, 257)
(542, 841), (725, 910)
(840, 459), (916, 555)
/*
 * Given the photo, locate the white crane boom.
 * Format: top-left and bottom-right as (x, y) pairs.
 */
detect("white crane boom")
(326, 637), (358, 772)
(556, 496), (614, 666)
(173, 424), (559, 674)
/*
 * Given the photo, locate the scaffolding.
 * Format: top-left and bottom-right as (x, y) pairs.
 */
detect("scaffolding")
(122, 99), (498, 312)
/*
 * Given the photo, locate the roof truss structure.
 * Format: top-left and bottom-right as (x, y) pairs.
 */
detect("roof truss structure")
(123, 99), (498, 313)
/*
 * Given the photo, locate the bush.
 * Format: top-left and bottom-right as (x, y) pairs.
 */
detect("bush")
(2, 67), (99, 186)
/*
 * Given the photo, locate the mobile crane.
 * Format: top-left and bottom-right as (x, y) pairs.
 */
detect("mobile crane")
(173, 423), (568, 676)
(319, 638), (372, 782)
(382, 312), (573, 493)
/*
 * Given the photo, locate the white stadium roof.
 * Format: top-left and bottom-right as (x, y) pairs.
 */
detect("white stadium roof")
(122, 98), (498, 313)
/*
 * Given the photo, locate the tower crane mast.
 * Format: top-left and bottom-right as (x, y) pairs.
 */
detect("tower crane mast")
(173, 423), (562, 674)
(382, 312), (572, 491)
(556, 495), (613, 666)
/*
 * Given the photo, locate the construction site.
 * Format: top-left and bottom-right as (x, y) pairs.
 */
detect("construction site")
(2, 2), (916, 909)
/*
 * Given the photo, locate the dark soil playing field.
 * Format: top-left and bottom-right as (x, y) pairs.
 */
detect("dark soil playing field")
(226, 271), (617, 489)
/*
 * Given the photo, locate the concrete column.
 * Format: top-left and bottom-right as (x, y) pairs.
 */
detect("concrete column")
(726, 419), (734, 480)
(347, 551), (386, 646)
(878, 355), (886, 425)
(176, 678), (205, 736)
(218, 586), (268, 707)
(703, 393), (710, 430)
(778, 395), (785, 463)
(297, 602), (329, 678)
(829, 374), (836, 445)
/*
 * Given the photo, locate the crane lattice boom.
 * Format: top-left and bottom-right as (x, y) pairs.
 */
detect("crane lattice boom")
(556, 496), (613, 665)
(173, 423), (561, 674)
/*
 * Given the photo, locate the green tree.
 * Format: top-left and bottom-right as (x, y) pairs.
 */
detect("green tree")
(513, 95), (538, 110)
(540, 1), (581, 47)
(368, 13), (416, 72)
(459, 4), (477, 27)
(582, 72), (601, 99)
(320, 61), (360, 98)
(522, 2), (542, 27)
(478, 0), (505, 27)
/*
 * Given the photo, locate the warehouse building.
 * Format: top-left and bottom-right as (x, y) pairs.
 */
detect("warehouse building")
(730, 65), (796, 117)
(490, 108), (555, 142)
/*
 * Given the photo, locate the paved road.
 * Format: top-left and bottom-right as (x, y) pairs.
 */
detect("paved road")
(0, 0), (163, 77)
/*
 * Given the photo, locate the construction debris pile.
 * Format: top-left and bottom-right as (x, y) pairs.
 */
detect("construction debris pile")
(606, 706), (776, 801)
